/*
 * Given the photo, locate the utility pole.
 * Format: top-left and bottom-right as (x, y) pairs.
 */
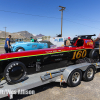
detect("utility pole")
(59, 6), (66, 37)
(4, 27), (7, 39)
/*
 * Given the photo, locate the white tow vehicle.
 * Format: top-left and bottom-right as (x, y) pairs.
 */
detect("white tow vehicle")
(0, 62), (100, 99)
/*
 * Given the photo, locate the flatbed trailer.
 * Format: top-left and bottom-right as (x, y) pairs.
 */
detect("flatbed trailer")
(0, 62), (100, 99)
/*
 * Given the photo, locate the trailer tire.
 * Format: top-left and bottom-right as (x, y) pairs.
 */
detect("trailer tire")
(83, 65), (95, 81)
(4, 61), (27, 84)
(67, 69), (82, 87)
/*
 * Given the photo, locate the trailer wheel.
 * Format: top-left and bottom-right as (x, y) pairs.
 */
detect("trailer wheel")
(4, 61), (27, 84)
(67, 69), (82, 87)
(83, 65), (95, 81)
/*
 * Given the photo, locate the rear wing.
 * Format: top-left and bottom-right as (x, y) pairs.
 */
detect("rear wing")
(76, 34), (96, 39)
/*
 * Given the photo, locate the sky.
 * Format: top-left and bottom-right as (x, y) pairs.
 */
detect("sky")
(0, 0), (100, 39)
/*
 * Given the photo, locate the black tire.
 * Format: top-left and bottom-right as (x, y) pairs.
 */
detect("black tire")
(89, 49), (99, 59)
(94, 42), (99, 48)
(83, 65), (95, 81)
(95, 44), (98, 48)
(4, 61), (27, 84)
(15, 47), (25, 52)
(67, 69), (82, 87)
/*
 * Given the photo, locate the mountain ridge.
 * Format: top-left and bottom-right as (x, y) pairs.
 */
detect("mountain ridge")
(0, 31), (45, 39)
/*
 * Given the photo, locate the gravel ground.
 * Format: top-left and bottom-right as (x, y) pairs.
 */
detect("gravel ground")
(0, 47), (5, 54)
(0, 47), (100, 100)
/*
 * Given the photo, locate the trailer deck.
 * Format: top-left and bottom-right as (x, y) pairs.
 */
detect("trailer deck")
(0, 62), (100, 99)
(0, 67), (66, 99)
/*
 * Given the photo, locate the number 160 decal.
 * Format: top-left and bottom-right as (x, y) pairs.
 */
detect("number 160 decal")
(72, 50), (87, 60)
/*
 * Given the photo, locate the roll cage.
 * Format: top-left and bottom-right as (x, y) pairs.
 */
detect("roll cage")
(75, 39), (84, 47)
(71, 34), (95, 46)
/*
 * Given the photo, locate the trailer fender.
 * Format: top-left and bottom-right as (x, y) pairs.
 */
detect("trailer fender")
(63, 63), (95, 82)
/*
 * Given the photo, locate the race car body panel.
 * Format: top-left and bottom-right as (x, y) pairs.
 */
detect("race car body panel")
(0, 39), (94, 75)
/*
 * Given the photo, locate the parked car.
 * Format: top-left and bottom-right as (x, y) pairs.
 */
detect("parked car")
(11, 39), (48, 52)
(37, 37), (42, 41)
(39, 40), (54, 48)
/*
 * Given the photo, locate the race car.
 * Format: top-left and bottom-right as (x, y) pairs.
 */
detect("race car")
(11, 39), (48, 52)
(0, 35), (98, 84)
(70, 34), (96, 45)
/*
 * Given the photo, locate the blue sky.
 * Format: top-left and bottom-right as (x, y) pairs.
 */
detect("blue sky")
(0, 0), (100, 38)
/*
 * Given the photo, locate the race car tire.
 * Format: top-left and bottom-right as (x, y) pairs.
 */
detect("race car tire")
(15, 47), (25, 52)
(94, 42), (99, 48)
(83, 65), (95, 81)
(4, 61), (27, 84)
(89, 49), (99, 59)
(67, 69), (82, 87)
(95, 44), (98, 48)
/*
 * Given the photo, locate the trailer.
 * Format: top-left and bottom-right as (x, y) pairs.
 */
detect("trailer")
(0, 62), (100, 99)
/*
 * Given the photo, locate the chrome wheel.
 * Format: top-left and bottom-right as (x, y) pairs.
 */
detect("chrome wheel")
(83, 65), (95, 81)
(87, 68), (93, 79)
(67, 69), (82, 87)
(17, 49), (24, 52)
(72, 72), (80, 84)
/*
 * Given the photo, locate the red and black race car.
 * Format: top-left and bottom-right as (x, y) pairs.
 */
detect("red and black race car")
(0, 34), (98, 84)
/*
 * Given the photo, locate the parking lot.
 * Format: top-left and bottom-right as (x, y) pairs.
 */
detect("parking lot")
(0, 47), (100, 100)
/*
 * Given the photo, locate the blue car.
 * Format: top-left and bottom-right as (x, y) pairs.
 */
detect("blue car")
(11, 39), (48, 52)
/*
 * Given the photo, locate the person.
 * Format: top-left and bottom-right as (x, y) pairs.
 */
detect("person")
(78, 36), (81, 39)
(30, 38), (34, 42)
(4, 35), (12, 53)
(66, 37), (71, 46)
(34, 38), (37, 42)
(94, 34), (100, 61)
